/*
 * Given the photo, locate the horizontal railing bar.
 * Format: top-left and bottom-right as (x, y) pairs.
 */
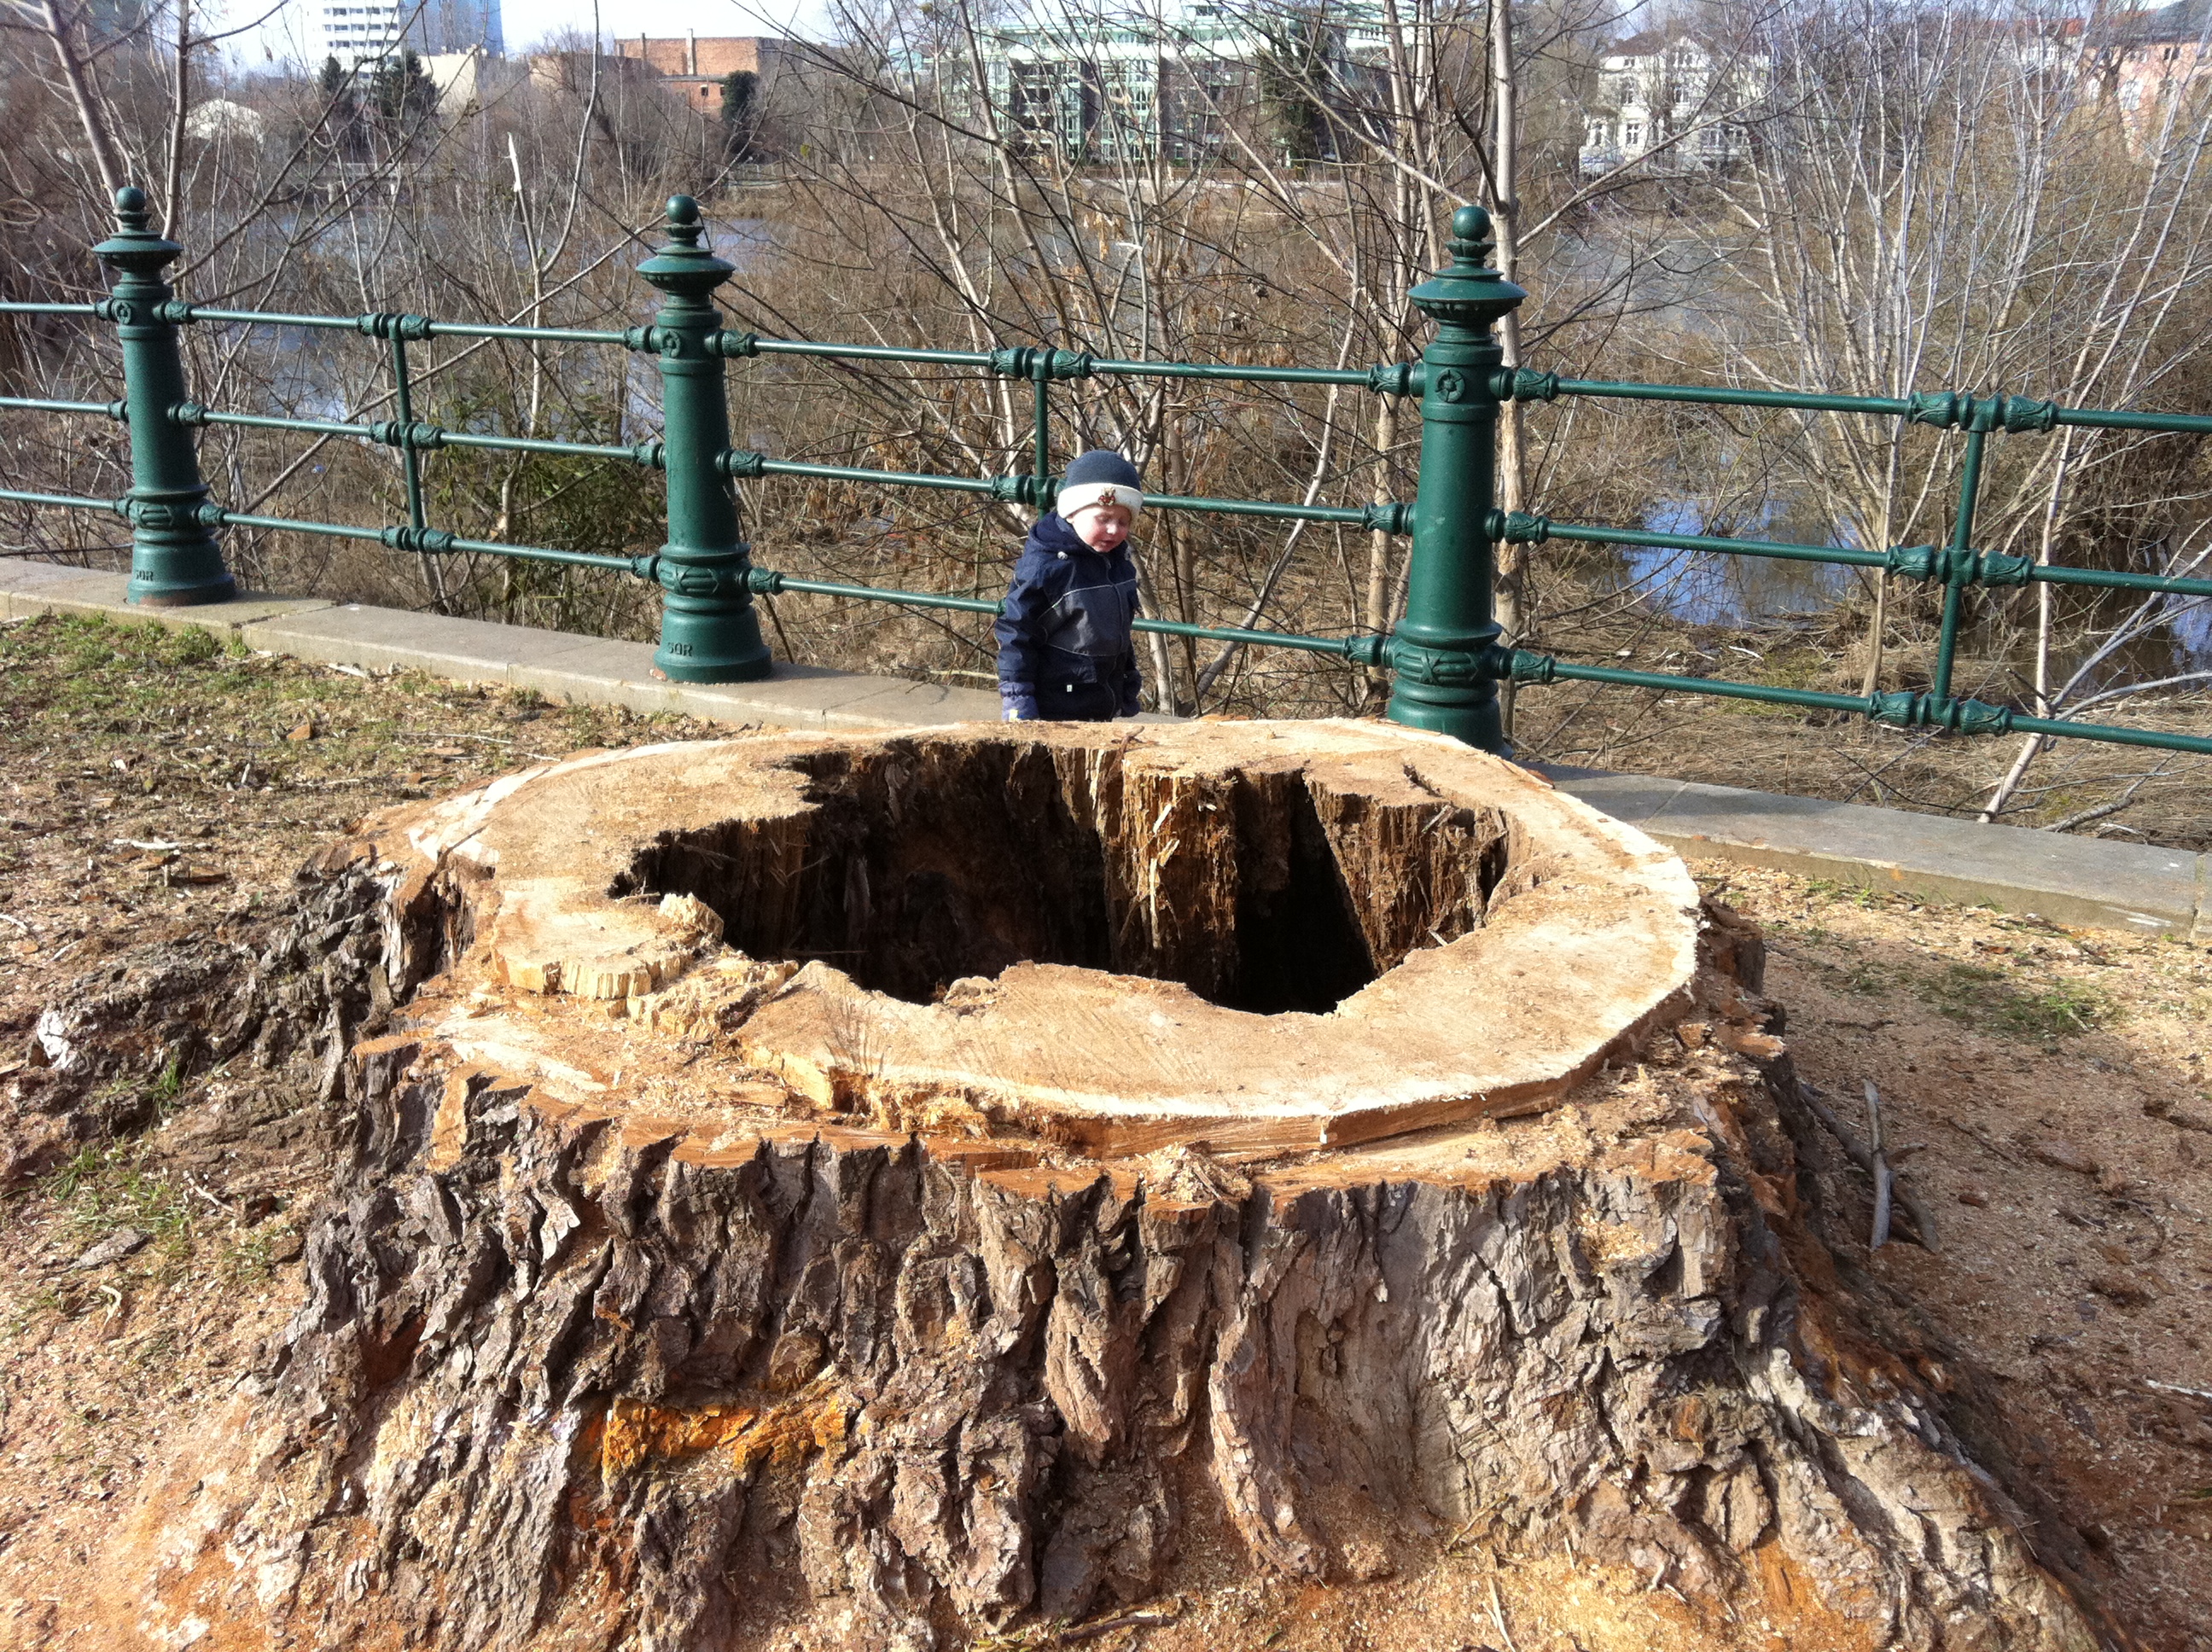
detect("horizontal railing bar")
(217, 510), (643, 571)
(1134, 614), (1367, 655)
(758, 573), (1001, 615)
(1550, 378), (1915, 417)
(0, 488), (647, 575)
(437, 429), (646, 461)
(751, 340), (999, 368)
(1532, 517), (1887, 569)
(1090, 358), (1377, 386)
(738, 337), (1383, 385)
(183, 405), (648, 464)
(217, 509), (387, 540)
(1534, 657), (1868, 713)
(1522, 512), (2212, 597)
(422, 322), (632, 344)
(193, 408), (372, 439)
(181, 308), (364, 330)
(2052, 405), (2212, 436)
(0, 396), (119, 417)
(1545, 376), (2212, 436)
(0, 485), (119, 512)
(1523, 656), (2212, 755)
(1149, 492), (1380, 526)
(430, 535), (643, 573)
(749, 457), (1001, 494)
(164, 309), (633, 346)
(2007, 712), (2212, 753)
(0, 302), (102, 316)
(730, 452), (1405, 527)
(2035, 562), (2212, 597)
(749, 567), (1370, 656)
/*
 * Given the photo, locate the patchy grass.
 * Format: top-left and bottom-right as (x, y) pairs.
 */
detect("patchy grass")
(41, 1141), (199, 1277)
(1771, 881), (2123, 1043)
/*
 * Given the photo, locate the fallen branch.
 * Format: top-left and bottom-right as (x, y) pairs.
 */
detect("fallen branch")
(1487, 1576), (1520, 1652)
(1056, 1604), (1182, 1643)
(1866, 1079), (1894, 1251)
(1799, 1082), (1941, 1254)
(2145, 1378), (2212, 1404)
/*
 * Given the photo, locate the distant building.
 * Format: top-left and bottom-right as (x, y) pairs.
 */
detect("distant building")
(183, 99), (266, 143)
(614, 33), (796, 118)
(422, 44), (497, 115)
(319, 0), (504, 71)
(961, 5), (1388, 163)
(2088, 0), (2212, 138)
(1577, 33), (1767, 177)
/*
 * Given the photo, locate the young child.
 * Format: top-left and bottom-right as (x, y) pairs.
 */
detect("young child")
(995, 449), (1144, 722)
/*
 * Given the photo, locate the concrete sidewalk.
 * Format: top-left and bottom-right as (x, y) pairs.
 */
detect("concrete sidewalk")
(5, 558), (2205, 940)
(0, 560), (1004, 730)
(1538, 766), (2204, 940)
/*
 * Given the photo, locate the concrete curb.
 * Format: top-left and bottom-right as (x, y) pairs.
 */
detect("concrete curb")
(6, 560), (2204, 941)
(1537, 767), (2206, 943)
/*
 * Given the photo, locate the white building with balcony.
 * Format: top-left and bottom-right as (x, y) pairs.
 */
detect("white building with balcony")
(965, 4), (1388, 163)
(319, 0), (504, 70)
(1578, 32), (1767, 177)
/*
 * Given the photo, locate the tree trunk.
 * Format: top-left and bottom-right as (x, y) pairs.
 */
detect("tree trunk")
(103, 724), (2121, 1651)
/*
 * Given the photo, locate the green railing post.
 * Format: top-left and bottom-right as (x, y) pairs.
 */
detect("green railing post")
(92, 185), (232, 607)
(1386, 205), (1526, 753)
(637, 195), (771, 682)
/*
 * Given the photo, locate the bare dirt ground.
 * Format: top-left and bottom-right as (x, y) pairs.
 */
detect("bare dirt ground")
(0, 610), (2205, 1649)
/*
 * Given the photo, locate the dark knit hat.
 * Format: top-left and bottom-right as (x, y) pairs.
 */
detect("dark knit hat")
(1057, 449), (1144, 520)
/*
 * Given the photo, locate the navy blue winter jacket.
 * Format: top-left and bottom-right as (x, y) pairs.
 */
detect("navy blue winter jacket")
(994, 511), (1143, 719)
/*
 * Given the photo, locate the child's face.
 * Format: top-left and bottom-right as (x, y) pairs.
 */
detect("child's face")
(1069, 503), (1132, 551)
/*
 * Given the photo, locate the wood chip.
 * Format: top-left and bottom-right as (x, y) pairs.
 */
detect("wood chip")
(69, 1228), (150, 1271)
(2031, 1137), (2099, 1176)
(2087, 1271), (2155, 1307)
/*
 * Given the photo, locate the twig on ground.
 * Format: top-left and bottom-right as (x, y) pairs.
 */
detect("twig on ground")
(2145, 1378), (2212, 1404)
(1487, 1577), (1519, 1652)
(1799, 1082), (1941, 1253)
(0, 912), (31, 934)
(1866, 1079), (1894, 1251)
(1056, 1603), (1182, 1643)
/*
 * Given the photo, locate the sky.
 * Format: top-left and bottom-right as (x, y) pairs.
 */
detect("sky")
(218, 0), (836, 71)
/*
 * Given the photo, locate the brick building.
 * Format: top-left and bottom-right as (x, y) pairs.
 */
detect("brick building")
(614, 32), (795, 116)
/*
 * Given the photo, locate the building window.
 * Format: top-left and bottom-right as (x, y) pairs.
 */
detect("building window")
(1623, 122), (1643, 148)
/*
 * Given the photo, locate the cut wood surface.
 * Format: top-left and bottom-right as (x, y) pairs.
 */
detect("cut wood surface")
(89, 721), (2123, 1652)
(352, 720), (1705, 1156)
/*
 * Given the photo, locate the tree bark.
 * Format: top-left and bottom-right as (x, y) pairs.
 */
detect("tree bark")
(98, 724), (2122, 1651)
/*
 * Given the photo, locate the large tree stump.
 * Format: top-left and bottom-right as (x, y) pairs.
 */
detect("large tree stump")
(108, 721), (2116, 1649)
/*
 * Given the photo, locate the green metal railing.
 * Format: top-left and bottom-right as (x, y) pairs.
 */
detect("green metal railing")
(3, 186), (2209, 757)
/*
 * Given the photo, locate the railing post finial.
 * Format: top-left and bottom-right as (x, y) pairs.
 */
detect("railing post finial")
(637, 195), (771, 682)
(1383, 203), (1526, 753)
(94, 183), (232, 606)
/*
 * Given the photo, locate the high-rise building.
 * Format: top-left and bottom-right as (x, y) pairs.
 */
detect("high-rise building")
(319, 0), (504, 70)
